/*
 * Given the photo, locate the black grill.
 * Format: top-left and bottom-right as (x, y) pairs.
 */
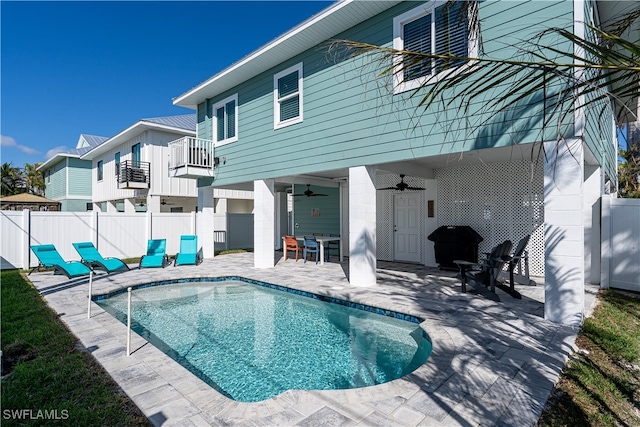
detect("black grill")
(428, 226), (483, 270)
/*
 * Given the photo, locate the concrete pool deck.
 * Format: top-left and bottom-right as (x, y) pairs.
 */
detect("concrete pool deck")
(26, 252), (598, 426)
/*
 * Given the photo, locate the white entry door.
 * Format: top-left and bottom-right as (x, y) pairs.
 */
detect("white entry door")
(394, 193), (421, 263)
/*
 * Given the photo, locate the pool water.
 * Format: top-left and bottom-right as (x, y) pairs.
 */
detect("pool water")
(96, 279), (432, 402)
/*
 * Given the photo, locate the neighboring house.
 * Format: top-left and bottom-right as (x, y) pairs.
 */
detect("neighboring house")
(0, 193), (60, 211)
(38, 134), (107, 212)
(81, 114), (254, 215)
(171, 0), (624, 326)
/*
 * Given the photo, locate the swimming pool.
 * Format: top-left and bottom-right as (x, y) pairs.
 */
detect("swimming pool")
(95, 277), (432, 402)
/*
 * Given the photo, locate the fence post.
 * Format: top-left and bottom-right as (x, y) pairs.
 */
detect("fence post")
(191, 210), (197, 234)
(600, 195), (611, 289)
(22, 209), (30, 270)
(146, 211), (153, 241)
(92, 210), (99, 247)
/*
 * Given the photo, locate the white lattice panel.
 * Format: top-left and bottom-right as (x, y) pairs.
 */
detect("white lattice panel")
(435, 160), (545, 276)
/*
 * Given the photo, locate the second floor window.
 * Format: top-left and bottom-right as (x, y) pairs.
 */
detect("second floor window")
(97, 161), (103, 181)
(212, 94), (238, 146)
(131, 143), (141, 167)
(393, 1), (474, 93)
(115, 152), (120, 176)
(274, 62), (303, 129)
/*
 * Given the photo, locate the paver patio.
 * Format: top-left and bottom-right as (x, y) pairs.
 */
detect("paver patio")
(26, 252), (598, 426)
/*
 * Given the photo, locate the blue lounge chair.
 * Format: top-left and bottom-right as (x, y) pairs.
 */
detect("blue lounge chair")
(174, 235), (200, 266)
(139, 239), (169, 268)
(72, 241), (130, 273)
(30, 244), (93, 278)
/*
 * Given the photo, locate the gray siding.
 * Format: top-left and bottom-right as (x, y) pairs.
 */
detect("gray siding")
(197, 1), (602, 188)
(44, 160), (66, 199)
(67, 158), (93, 196)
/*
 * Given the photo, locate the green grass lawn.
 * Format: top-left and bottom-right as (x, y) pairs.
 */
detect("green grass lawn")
(1, 269), (151, 427)
(537, 290), (640, 426)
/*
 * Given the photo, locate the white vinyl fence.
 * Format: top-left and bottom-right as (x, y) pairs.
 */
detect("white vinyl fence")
(601, 197), (640, 292)
(0, 210), (254, 270)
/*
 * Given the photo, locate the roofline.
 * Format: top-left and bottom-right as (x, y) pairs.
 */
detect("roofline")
(172, 0), (401, 109)
(37, 152), (83, 171)
(81, 120), (196, 160)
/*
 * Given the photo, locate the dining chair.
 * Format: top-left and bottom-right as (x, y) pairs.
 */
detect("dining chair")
(303, 236), (320, 264)
(284, 235), (303, 262)
(327, 233), (340, 262)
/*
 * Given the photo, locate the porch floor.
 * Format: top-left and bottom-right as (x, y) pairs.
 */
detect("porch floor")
(26, 252), (599, 427)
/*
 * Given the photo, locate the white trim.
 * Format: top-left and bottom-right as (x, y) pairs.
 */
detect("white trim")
(65, 157), (69, 197)
(392, 1), (478, 94)
(273, 62), (304, 129)
(212, 93), (239, 147)
(574, 0), (586, 139)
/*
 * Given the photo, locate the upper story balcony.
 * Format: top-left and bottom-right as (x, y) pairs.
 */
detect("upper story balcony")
(168, 137), (216, 179)
(118, 160), (150, 189)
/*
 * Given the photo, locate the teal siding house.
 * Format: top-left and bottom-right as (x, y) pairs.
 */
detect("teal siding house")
(39, 134), (107, 212)
(171, 0), (624, 326)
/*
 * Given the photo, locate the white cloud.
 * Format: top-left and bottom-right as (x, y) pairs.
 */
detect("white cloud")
(0, 134), (40, 155)
(45, 146), (70, 160)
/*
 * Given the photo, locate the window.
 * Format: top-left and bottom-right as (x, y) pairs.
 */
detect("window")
(274, 63), (303, 129)
(115, 152), (120, 176)
(97, 161), (103, 181)
(393, 1), (475, 93)
(86, 203), (93, 211)
(46, 169), (51, 184)
(131, 143), (141, 167)
(212, 94), (238, 146)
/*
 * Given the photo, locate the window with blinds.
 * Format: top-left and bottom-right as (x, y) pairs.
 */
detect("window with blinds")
(212, 94), (238, 146)
(274, 63), (303, 129)
(393, 1), (473, 93)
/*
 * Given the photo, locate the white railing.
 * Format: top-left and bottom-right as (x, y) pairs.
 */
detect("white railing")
(168, 137), (214, 170)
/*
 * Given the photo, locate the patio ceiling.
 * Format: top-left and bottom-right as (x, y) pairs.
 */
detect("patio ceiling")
(213, 143), (544, 192)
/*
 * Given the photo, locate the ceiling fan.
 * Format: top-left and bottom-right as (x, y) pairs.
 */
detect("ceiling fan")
(378, 174), (426, 192)
(292, 184), (328, 197)
(161, 199), (175, 205)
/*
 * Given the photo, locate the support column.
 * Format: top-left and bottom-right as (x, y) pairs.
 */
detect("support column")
(124, 198), (136, 213)
(198, 187), (215, 259)
(106, 200), (118, 213)
(147, 195), (161, 213)
(349, 166), (376, 287)
(254, 179), (275, 268)
(544, 139), (585, 326)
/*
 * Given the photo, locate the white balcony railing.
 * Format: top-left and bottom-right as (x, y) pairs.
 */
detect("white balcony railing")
(168, 137), (215, 179)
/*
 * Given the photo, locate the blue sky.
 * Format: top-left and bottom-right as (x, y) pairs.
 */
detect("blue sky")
(1, 1), (333, 168)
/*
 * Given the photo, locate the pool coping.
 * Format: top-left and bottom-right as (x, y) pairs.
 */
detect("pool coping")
(25, 252), (594, 426)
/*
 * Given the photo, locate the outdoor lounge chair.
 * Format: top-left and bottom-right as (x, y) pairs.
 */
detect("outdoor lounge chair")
(139, 239), (170, 268)
(454, 240), (513, 302)
(499, 234), (536, 288)
(30, 244), (93, 278)
(174, 235), (200, 266)
(72, 241), (130, 273)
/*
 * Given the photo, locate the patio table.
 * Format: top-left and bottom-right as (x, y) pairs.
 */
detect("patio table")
(283, 236), (343, 265)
